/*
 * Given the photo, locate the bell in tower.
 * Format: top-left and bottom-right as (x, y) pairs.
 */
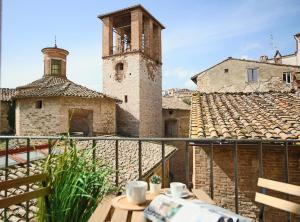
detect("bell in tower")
(98, 5), (165, 137)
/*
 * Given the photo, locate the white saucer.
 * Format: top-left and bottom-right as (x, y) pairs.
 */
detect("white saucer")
(165, 190), (190, 198)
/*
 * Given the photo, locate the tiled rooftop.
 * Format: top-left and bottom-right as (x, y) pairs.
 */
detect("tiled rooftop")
(190, 91), (300, 139)
(0, 88), (16, 101)
(162, 97), (190, 110)
(15, 76), (117, 100)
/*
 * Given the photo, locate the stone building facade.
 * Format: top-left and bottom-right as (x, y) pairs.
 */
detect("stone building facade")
(190, 92), (300, 221)
(162, 97), (192, 184)
(191, 58), (300, 93)
(99, 5), (164, 137)
(0, 88), (15, 134)
(14, 46), (117, 136)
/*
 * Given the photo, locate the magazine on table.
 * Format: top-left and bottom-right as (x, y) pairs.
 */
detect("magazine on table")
(143, 195), (252, 222)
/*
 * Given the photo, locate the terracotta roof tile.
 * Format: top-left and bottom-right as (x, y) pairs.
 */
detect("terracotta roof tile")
(0, 88), (16, 101)
(162, 97), (190, 110)
(190, 91), (300, 139)
(14, 76), (117, 100)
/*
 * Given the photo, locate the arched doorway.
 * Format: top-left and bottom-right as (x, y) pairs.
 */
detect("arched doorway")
(69, 109), (93, 136)
(164, 119), (178, 137)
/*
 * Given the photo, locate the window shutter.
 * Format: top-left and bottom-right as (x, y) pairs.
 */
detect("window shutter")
(246, 69), (251, 82)
(253, 69), (258, 82)
(283, 73), (286, 82)
(287, 73), (291, 83)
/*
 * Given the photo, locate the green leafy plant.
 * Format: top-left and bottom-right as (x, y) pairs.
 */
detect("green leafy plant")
(150, 175), (161, 184)
(37, 140), (116, 222)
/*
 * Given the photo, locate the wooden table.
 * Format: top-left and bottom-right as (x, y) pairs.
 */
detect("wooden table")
(88, 189), (214, 222)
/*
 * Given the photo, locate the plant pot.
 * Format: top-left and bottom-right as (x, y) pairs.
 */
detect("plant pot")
(150, 182), (161, 195)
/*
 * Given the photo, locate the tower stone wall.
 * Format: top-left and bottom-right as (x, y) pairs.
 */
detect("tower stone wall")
(103, 52), (162, 137)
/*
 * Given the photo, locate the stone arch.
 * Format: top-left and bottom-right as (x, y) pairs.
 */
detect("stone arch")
(69, 109), (93, 136)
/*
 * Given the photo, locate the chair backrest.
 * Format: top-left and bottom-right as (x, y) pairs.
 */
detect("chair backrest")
(255, 178), (300, 215)
(0, 173), (51, 209)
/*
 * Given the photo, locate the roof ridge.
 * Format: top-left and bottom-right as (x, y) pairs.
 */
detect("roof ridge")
(191, 57), (300, 82)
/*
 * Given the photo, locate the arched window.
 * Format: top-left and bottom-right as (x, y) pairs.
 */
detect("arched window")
(115, 62), (124, 82)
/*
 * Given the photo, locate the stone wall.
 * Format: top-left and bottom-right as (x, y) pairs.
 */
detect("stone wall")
(15, 97), (116, 136)
(162, 109), (192, 184)
(103, 52), (162, 137)
(0, 101), (11, 134)
(196, 59), (300, 93)
(139, 55), (162, 137)
(60, 97), (116, 136)
(193, 144), (300, 221)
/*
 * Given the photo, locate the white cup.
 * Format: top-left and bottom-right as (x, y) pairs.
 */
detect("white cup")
(126, 181), (148, 204)
(170, 182), (186, 198)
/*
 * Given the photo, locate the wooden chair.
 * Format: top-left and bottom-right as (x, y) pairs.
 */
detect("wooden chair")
(0, 173), (51, 219)
(255, 177), (300, 219)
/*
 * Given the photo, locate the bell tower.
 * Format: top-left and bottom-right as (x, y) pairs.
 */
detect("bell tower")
(99, 5), (164, 137)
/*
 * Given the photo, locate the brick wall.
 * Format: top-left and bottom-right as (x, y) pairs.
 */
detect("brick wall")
(15, 97), (116, 136)
(193, 144), (300, 221)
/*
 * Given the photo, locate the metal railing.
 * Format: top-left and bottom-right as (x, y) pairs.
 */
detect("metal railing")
(0, 136), (299, 221)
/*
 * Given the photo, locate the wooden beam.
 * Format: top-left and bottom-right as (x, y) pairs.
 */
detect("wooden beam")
(0, 174), (48, 191)
(0, 187), (51, 209)
(110, 208), (128, 222)
(88, 196), (113, 222)
(192, 189), (215, 205)
(255, 192), (300, 215)
(257, 178), (300, 197)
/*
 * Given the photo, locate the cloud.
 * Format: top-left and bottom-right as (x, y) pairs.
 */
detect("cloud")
(163, 0), (300, 53)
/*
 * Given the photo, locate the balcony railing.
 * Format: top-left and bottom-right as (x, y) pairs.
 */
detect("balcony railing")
(0, 136), (300, 221)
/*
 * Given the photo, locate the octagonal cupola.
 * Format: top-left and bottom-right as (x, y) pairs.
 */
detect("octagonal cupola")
(41, 43), (69, 78)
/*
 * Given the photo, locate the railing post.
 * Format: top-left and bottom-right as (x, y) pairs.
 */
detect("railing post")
(209, 142), (214, 200)
(4, 139), (9, 221)
(48, 139), (52, 155)
(258, 141), (265, 222)
(284, 142), (291, 222)
(185, 141), (190, 189)
(115, 140), (119, 187)
(92, 140), (96, 172)
(26, 138), (30, 222)
(161, 141), (166, 188)
(234, 141), (239, 214)
(138, 140), (142, 180)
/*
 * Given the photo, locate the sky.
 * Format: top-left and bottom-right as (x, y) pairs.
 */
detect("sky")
(1, 0), (300, 91)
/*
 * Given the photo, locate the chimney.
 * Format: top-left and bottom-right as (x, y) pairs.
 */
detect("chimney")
(274, 50), (282, 64)
(41, 45), (69, 78)
(259, 55), (268, 62)
(294, 33), (300, 54)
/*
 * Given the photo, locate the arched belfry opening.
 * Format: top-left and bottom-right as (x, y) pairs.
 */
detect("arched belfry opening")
(99, 5), (164, 62)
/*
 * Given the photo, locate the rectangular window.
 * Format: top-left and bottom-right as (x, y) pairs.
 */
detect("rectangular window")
(247, 68), (258, 82)
(124, 95), (128, 103)
(35, 100), (43, 109)
(51, 59), (61, 75)
(224, 68), (229, 73)
(283, 72), (292, 84)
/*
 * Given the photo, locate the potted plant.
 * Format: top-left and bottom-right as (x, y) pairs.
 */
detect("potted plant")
(149, 175), (162, 195)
